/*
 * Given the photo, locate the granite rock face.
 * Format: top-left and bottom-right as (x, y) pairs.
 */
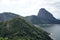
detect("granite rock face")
(38, 8), (60, 23)
(25, 8), (60, 24)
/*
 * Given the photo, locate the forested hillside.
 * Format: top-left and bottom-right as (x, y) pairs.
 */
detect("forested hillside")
(0, 17), (53, 40)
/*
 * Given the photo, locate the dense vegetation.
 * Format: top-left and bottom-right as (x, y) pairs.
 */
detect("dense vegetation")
(0, 17), (53, 40)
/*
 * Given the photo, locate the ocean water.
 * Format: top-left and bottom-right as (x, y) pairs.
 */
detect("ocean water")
(41, 24), (60, 40)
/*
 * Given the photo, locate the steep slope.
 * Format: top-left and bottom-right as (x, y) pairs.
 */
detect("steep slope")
(38, 8), (55, 19)
(38, 8), (60, 23)
(25, 8), (60, 24)
(0, 17), (52, 40)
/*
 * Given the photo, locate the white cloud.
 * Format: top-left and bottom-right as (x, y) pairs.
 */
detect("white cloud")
(0, 0), (60, 18)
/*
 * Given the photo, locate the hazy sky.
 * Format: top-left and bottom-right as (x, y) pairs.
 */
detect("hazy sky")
(0, 0), (60, 19)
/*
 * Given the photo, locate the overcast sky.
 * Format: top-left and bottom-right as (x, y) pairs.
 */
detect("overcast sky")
(0, 0), (60, 19)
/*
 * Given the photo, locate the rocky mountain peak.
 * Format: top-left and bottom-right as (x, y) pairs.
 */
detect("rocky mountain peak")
(38, 8), (56, 20)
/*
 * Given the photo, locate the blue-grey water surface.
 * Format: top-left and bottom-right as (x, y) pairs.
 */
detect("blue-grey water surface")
(41, 24), (60, 40)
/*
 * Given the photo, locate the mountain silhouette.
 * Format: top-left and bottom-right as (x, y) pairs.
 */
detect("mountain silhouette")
(38, 8), (55, 20)
(0, 12), (18, 21)
(0, 12), (24, 22)
(25, 8), (60, 24)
